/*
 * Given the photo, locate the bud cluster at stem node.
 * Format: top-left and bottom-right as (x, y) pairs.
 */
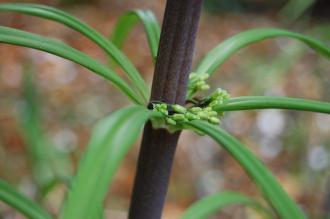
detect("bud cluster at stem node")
(150, 88), (230, 132)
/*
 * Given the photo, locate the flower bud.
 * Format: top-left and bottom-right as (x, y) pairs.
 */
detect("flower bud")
(197, 111), (208, 120)
(199, 73), (209, 81)
(172, 113), (186, 121)
(189, 72), (198, 79)
(200, 84), (210, 91)
(190, 107), (202, 113)
(208, 116), (220, 124)
(196, 80), (205, 88)
(166, 118), (176, 125)
(160, 103), (168, 110)
(209, 100), (219, 107)
(208, 111), (217, 117)
(186, 112), (200, 120)
(153, 104), (169, 116)
(172, 104), (187, 114)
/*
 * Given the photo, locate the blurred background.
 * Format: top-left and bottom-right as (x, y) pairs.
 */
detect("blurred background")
(0, 0), (329, 218)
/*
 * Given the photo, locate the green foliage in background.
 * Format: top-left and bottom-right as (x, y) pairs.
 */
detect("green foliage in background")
(0, 3), (329, 219)
(20, 64), (72, 198)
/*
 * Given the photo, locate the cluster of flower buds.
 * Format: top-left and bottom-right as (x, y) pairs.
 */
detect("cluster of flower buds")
(188, 72), (210, 94)
(209, 88), (230, 107)
(152, 103), (169, 116)
(152, 103), (221, 126)
(151, 88), (230, 128)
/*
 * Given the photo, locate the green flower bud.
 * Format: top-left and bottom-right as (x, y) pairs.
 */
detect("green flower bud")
(208, 111), (217, 117)
(208, 116), (220, 124)
(211, 88), (230, 102)
(200, 84), (210, 91)
(204, 107), (212, 112)
(221, 90), (230, 99)
(212, 88), (224, 99)
(190, 107), (202, 113)
(209, 100), (219, 107)
(153, 106), (168, 116)
(189, 72), (198, 79)
(186, 112), (200, 120)
(172, 104), (187, 114)
(159, 103), (168, 110)
(172, 113), (186, 121)
(216, 87), (224, 93)
(153, 103), (170, 116)
(197, 111), (208, 120)
(199, 73), (209, 81)
(162, 110), (169, 116)
(196, 80), (205, 88)
(166, 118), (176, 125)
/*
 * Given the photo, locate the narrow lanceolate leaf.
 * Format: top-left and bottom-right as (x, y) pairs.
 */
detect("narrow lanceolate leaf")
(181, 191), (273, 219)
(195, 28), (330, 75)
(60, 106), (155, 219)
(186, 121), (306, 219)
(0, 179), (52, 219)
(0, 3), (149, 101)
(20, 66), (72, 195)
(111, 9), (161, 62)
(214, 96), (330, 114)
(0, 26), (144, 105)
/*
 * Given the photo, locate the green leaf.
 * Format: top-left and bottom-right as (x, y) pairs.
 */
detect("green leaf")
(60, 106), (154, 219)
(186, 121), (306, 219)
(20, 65), (72, 195)
(0, 26), (144, 105)
(0, 3), (149, 101)
(111, 9), (161, 62)
(181, 191), (273, 219)
(195, 28), (330, 75)
(0, 179), (52, 219)
(20, 63), (46, 158)
(279, 0), (315, 21)
(214, 96), (330, 114)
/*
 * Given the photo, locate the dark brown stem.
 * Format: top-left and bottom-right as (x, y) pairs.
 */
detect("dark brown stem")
(128, 1), (203, 219)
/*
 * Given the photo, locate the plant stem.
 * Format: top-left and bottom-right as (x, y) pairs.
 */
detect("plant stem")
(128, 1), (203, 218)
